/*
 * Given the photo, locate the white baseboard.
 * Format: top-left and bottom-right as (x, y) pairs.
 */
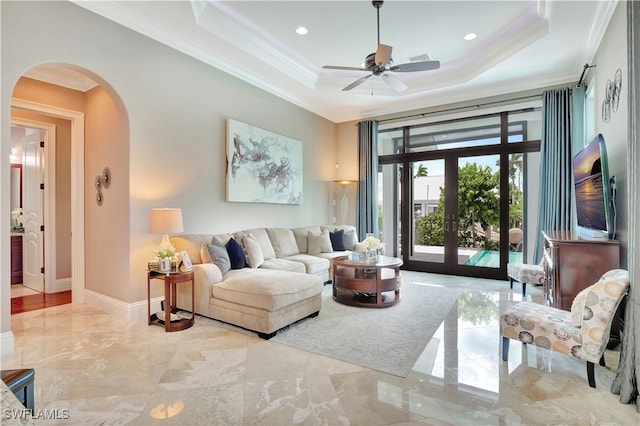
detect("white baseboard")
(46, 277), (72, 293)
(1, 331), (15, 355)
(84, 289), (163, 321)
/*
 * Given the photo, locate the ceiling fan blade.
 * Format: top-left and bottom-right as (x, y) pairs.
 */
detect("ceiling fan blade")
(342, 74), (373, 91)
(389, 60), (441, 72)
(375, 44), (392, 67)
(381, 73), (407, 92)
(323, 65), (369, 72)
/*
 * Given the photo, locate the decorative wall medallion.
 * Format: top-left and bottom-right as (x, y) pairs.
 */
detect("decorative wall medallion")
(612, 68), (622, 113)
(94, 166), (112, 206)
(602, 68), (622, 123)
(102, 167), (111, 189)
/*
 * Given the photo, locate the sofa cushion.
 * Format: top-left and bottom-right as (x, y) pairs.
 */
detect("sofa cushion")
(236, 228), (276, 260)
(324, 225), (358, 250)
(242, 234), (264, 268)
(212, 268), (322, 311)
(284, 254), (331, 275)
(212, 233), (234, 247)
(260, 258), (306, 273)
(329, 229), (346, 251)
(201, 242), (231, 275)
(225, 237), (246, 269)
(171, 234), (214, 265)
(343, 229), (357, 251)
(293, 226), (322, 254)
(314, 251), (350, 261)
(308, 230), (333, 255)
(266, 228), (300, 258)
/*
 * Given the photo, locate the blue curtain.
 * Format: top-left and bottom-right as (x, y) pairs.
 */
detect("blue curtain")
(612, 0), (639, 411)
(533, 86), (584, 261)
(356, 120), (379, 240)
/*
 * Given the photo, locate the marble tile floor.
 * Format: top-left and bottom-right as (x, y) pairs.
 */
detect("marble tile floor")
(2, 271), (639, 425)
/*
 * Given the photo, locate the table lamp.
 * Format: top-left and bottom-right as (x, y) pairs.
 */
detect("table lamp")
(149, 208), (183, 256)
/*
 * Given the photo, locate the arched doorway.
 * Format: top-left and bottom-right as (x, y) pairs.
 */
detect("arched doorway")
(9, 63), (129, 312)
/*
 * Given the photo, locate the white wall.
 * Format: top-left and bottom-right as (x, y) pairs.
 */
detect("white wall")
(586, 2), (628, 267)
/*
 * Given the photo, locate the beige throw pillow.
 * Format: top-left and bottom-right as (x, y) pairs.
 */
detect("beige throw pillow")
(242, 234), (264, 268)
(308, 230), (333, 255)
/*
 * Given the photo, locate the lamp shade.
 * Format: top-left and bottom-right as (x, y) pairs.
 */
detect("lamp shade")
(149, 208), (183, 234)
(334, 179), (356, 187)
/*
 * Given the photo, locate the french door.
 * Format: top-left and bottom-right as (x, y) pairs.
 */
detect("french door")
(377, 110), (540, 280)
(405, 153), (506, 278)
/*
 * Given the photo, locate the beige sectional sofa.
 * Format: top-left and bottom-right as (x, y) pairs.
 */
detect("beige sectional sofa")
(172, 225), (357, 338)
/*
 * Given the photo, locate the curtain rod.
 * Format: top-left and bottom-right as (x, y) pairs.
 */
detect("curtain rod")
(376, 93), (543, 124)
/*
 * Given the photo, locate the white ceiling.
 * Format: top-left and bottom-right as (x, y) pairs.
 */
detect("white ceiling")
(28, 1), (615, 123)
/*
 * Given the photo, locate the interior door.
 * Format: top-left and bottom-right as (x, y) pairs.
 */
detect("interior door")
(22, 129), (45, 292)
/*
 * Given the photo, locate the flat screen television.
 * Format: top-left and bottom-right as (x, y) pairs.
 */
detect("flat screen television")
(572, 133), (615, 240)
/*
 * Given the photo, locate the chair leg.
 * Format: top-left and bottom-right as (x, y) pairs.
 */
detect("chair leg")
(509, 278), (514, 290)
(587, 361), (596, 388)
(502, 337), (510, 361)
(522, 282), (527, 297)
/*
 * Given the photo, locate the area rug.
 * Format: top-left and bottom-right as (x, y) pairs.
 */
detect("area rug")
(272, 283), (461, 377)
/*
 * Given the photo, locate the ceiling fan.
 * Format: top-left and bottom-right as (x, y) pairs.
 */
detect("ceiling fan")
(323, 0), (440, 92)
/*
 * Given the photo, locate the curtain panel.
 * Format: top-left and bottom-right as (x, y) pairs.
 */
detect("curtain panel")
(612, 0), (640, 411)
(533, 87), (581, 261)
(356, 120), (379, 240)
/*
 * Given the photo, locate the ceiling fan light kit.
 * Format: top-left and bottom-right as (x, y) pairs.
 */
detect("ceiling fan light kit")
(323, 0), (440, 92)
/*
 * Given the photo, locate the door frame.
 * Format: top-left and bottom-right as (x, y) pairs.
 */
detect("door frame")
(400, 150), (509, 279)
(11, 98), (85, 303)
(379, 111), (541, 280)
(11, 119), (56, 293)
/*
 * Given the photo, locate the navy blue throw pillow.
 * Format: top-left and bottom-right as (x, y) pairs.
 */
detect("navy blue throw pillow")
(225, 237), (246, 269)
(330, 229), (346, 251)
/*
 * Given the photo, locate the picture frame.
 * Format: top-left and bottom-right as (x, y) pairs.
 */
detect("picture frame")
(226, 118), (303, 205)
(179, 250), (193, 271)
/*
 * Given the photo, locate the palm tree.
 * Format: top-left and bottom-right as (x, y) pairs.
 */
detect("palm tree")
(415, 164), (428, 177)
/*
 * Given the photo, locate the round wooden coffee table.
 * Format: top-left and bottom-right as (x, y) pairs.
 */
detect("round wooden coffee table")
(332, 255), (403, 307)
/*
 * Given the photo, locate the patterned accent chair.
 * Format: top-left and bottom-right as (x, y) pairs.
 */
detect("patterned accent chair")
(506, 259), (546, 297)
(500, 269), (629, 388)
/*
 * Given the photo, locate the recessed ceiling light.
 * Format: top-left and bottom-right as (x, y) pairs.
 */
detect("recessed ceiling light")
(296, 26), (308, 35)
(464, 33), (477, 41)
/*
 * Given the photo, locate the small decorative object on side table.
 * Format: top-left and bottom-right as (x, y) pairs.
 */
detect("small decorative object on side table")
(147, 268), (195, 332)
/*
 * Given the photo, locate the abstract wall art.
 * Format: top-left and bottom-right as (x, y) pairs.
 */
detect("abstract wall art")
(226, 119), (303, 205)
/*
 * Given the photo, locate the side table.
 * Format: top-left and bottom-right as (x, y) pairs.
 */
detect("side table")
(332, 255), (403, 307)
(147, 269), (195, 332)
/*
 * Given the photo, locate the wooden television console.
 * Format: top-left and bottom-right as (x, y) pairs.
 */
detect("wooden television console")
(542, 230), (622, 345)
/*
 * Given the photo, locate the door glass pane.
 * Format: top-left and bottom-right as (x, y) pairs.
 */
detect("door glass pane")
(457, 155), (500, 267)
(508, 153), (524, 263)
(508, 109), (542, 143)
(411, 159), (445, 263)
(379, 164), (401, 257)
(379, 129), (403, 156)
(409, 115), (501, 153)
